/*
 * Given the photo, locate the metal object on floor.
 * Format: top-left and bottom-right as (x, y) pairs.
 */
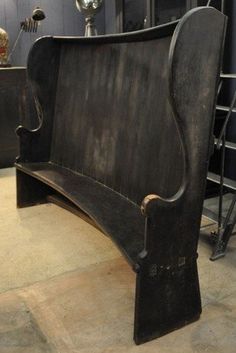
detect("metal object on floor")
(206, 74), (236, 260)
(210, 193), (236, 260)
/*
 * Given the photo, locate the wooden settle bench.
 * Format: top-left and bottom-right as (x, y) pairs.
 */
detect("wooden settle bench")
(15, 7), (226, 345)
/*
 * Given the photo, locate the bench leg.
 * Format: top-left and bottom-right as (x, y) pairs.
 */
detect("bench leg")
(134, 260), (201, 345)
(16, 169), (51, 208)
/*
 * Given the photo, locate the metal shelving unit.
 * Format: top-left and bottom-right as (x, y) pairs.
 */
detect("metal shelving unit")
(206, 72), (236, 260)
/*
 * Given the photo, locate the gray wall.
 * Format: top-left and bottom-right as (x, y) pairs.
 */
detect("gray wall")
(104, 0), (117, 34)
(0, 0), (105, 66)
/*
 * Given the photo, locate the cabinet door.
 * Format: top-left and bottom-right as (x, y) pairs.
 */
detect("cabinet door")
(153, 0), (188, 26)
(113, 0), (216, 34)
(197, 0), (223, 11)
(122, 0), (147, 32)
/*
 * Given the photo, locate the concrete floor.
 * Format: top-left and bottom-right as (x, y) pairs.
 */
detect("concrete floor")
(0, 168), (236, 353)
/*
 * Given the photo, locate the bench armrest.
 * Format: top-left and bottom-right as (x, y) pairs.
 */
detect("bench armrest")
(16, 125), (41, 163)
(16, 36), (60, 163)
(139, 190), (185, 262)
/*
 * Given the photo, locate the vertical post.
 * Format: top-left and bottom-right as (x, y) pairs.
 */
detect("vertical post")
(218, 131), (226, 232)
(115, 0), (124, 33)
(16, 169), (51, 208)
(145, 0), (152, 28)
(134, 257), (201, 344)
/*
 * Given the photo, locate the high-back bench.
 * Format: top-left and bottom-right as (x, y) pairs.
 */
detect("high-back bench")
(15, 7), (226, 345)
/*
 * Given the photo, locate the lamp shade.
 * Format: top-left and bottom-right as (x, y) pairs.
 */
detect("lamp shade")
(32, 7), (46, 21)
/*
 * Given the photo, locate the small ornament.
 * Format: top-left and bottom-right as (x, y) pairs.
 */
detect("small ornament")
(0, 27), (9, 66)
(76, 0), (104, 37)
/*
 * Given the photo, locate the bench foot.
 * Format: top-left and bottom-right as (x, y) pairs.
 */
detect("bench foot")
(16, 169), (51, 208)
(210, 224), (234, 261)
(134, 260), (201, 345)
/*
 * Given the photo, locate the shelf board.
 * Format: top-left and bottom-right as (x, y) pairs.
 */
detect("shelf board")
(216, 105), (236, 113)
(207, 172), (236, 191)
(202, 206), (223, 223)
(220, 73), (236, 79)
(214, 138), (236, 151)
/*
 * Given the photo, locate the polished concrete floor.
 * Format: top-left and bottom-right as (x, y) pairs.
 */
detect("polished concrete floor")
(0, 168), (236, 353)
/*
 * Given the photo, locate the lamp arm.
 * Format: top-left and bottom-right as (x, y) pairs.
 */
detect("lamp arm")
(7, 27), (24, 63)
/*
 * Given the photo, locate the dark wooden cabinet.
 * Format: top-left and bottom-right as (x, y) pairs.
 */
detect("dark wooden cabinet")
(122, 0), (146, 32)
(113, 0), (199, 33)
(0, 68), (36, 168)
(106, 1), (225, 34)
(147, 0), (199, 27)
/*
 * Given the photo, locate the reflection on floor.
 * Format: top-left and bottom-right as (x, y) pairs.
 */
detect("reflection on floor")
(0, 168), (236, 353)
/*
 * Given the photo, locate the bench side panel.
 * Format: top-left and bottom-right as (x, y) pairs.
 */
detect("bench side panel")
(16, 37), (60, 163)
(134, 7), (227, 344)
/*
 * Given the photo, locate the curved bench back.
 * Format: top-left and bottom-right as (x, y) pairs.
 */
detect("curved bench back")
(27, 7), (226, 206)
(51, 27), (182, 205)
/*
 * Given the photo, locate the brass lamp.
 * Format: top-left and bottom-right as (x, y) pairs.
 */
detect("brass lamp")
(0, 27), (9, 67)
(7, 7), (46, 64)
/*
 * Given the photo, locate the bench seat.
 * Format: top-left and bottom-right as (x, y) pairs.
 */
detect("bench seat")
(16, 162), (145, 267)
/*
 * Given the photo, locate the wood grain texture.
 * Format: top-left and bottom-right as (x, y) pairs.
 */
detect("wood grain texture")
(0, 67), (37, 167)
(51, 36), (182, 204)
(15, 7), (227, 344)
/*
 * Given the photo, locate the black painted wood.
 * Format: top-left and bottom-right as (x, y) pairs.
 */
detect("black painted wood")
(15, 7), (226, 344)
(0, 67), (36, 168)
(16, 162), (145, 266)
